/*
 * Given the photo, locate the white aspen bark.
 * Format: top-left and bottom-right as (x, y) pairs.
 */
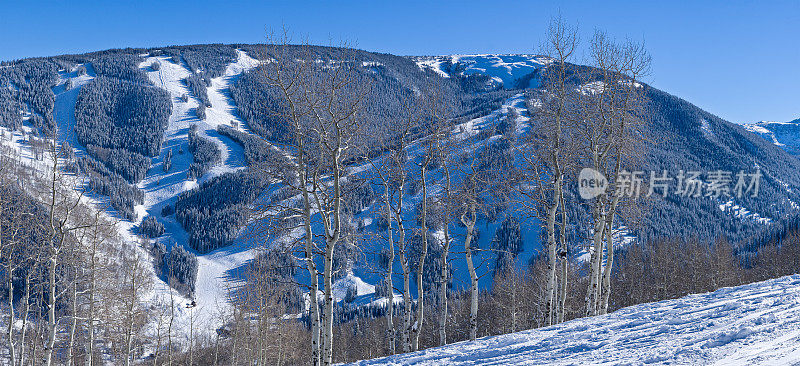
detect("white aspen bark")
(383, 189), (396, 354)
(167, 280), (174, 366)
(438, 164), (452, 346)
(67, 276), (78, 366)
(438, 223), (450, 346)
(395, 180), (412, 354)
(585, 201), (605, 317)
(322, 146), (344, 366)
(462, 207), (478, 341)
(5, 271), (14, 366)
(45, 152), (60, 366)
(124, 266), (136, 366)
(300, 165), (321, 366)
(557, 194), (569, 324)
(544, 176), (562, 326)
(45, 251), (58, 366)
(87, 240), (97, 366)
(411, 167), (429, 351)
(399, 227), (411, 353)
(0, 199), (11, 366)
(18, 274), (31, 366)
(600, 191), (621, 315)
(511, 283), (517, 332)
(321, 248), (334, 366)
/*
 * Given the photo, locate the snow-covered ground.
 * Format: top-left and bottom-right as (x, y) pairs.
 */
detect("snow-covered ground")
(347, 274), (800, 365)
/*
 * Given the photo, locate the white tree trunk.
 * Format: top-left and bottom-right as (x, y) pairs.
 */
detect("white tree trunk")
(383, 190), (396, 354)
(438, 224), (450, 346)
(411, 167), (429, 351)
(462, 208), (479, 341)
(585, 202), (605, 317)
(557, 194), (569, 324)
(5, 271), (14, 366)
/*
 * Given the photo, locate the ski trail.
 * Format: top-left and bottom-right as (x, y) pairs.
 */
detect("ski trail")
(136, 50), (261, 341)
(53, 63), (96, 151)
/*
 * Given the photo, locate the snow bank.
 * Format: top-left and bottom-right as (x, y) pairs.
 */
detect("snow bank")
(346, 275), (800, 365)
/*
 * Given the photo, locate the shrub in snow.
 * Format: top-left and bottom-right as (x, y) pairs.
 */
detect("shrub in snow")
(140, 215), (165, 238)
(151, 61), (160, 71)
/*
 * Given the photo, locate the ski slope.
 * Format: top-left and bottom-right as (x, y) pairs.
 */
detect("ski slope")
(135, 49), (262, 341)
(346, 275), (800, 365)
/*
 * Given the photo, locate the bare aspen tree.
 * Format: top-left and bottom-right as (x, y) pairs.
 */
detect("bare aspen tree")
(0, 150), (29, 366)
(580, 31), (650, 316)
(254, 29), (370, 366)
(34, 131), (93, 366)
(364, 110), (417, 354)
(456, 156), (484, 342)
(516, 17), (581, 327)
(433, 120), (456, 347)
(367, 121), (414, 353)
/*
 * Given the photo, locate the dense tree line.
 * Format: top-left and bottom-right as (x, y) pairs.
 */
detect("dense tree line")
(179, 45), (237, 78)
(186, 125), (221, 179)
(232, 44), (513, 151)
(164, 244), (198, 296)
(175, 170), (269, 253)
(217, 124), (280, 167)
(185, 73), (211, 108)
(91, 54), (150, 84)
(139, 215), (165, 238)
(78, 157), (144, 221)
(0, 59), (59, 133)
(75, 76), (171, 158)
(85, 145), (150, 183)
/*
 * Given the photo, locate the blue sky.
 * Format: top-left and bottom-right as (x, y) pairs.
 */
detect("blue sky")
(1, 0), (797, 123)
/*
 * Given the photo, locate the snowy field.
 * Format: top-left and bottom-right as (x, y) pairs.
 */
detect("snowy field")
(347, 275), (800, 365)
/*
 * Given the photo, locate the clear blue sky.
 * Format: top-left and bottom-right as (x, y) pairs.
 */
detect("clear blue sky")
(1, 0), (797, 123)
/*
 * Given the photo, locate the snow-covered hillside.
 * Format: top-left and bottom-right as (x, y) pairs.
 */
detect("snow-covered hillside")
(347, 275), (800, 365)
(411, 55), (550, 89)
(134, 49), (261, 339)
(743, 119), (800, 157)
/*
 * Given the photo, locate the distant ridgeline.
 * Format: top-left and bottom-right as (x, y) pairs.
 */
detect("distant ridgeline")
(2, 44), (799, 258)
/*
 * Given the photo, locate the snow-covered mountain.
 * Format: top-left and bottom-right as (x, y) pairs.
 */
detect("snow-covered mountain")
(743, 118), (800, 157)
(4, 46), (800, 344)
(347, 274), (800, 365)
(411, 54), (550, 89)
